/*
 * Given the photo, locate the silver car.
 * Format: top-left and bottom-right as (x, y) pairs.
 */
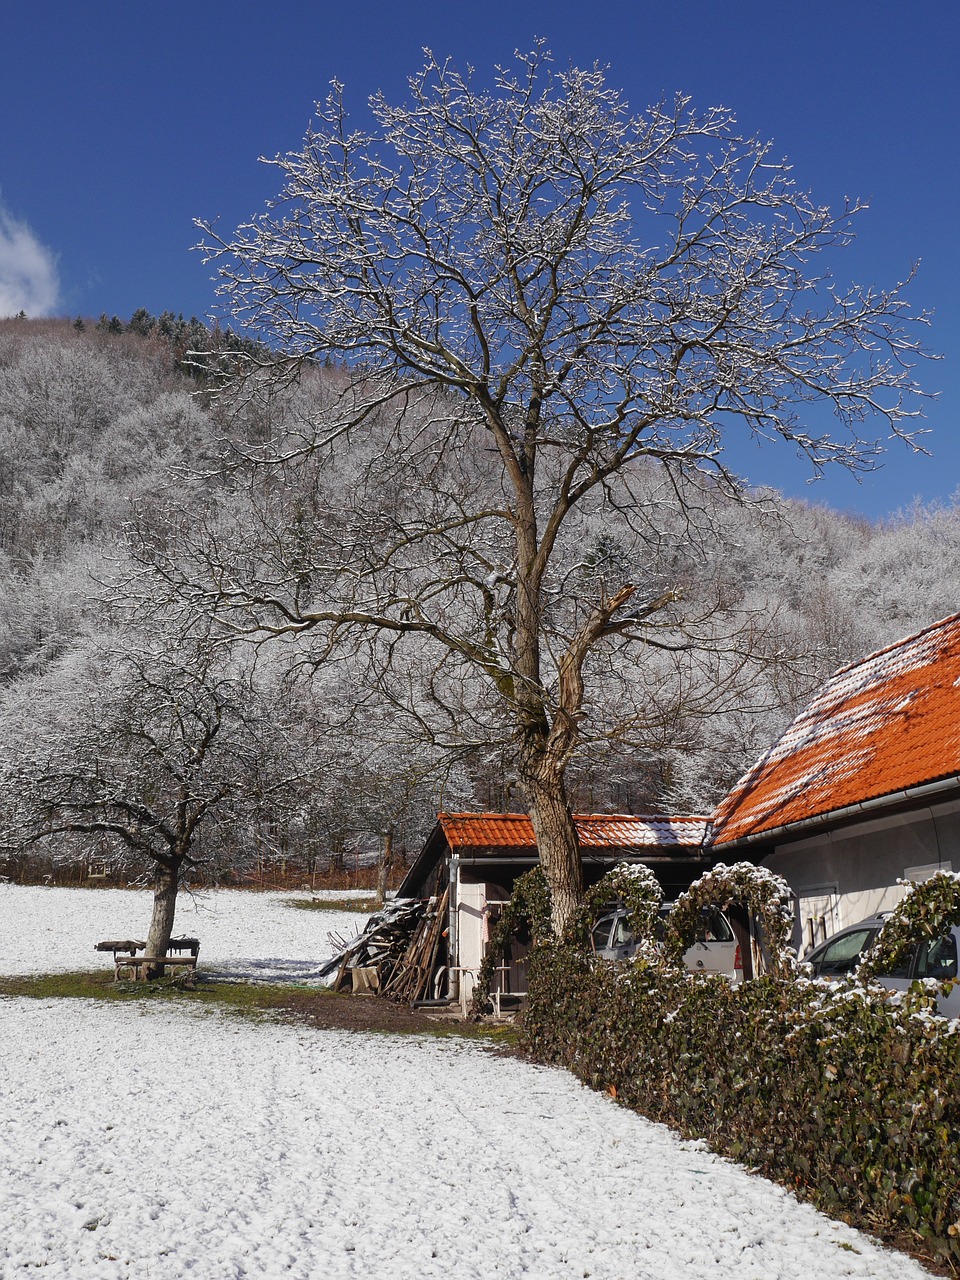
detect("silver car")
(591, 905), (744, 982)
(804, 916), (960, 1017)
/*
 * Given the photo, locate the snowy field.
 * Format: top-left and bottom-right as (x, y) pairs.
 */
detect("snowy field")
(0, 883), (364, 981)
(0, 887), (935, 1279)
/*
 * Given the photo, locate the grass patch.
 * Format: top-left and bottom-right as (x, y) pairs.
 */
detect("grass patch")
(0, 969), (517, 1046)
(0, 970), (138, 1001)
(0, 969), (280, 1009)
(281, 896), (378, 913)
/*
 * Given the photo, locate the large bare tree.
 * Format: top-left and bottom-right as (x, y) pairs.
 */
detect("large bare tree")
(195, 47), (927, 931)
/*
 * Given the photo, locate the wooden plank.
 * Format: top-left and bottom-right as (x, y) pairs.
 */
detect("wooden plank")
(114, 955), (198, 981)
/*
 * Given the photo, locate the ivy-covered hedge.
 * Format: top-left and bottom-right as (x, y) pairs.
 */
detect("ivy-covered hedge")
(664, 861), (796, 977)
(575, 861), (663, 958)
(514, 865), (960, 1273)
(858, 870), (960, 983)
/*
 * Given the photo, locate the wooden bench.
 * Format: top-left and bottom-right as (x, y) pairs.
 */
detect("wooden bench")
(96, 937), (201, 984)
(114, 954), (198, 985)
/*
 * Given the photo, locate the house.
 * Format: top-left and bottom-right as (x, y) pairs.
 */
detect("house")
(398, 613), (960, 1004)
(398, 811), (710, 1010)
(710, 611), (960, 952)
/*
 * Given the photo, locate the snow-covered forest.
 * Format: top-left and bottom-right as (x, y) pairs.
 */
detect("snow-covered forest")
(0, 315), (954, 886)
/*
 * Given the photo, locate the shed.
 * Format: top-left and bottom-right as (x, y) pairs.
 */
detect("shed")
(399, 811), (710, 1011)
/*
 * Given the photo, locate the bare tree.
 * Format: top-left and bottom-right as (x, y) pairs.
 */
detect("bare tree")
(195, 47), (928, 931)
(0, 624), (267, 960)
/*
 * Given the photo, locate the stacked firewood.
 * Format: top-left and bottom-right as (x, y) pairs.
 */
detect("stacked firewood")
(321, 892), (450, 1003)
(319, 899), (421, 989)
(380, 888), (449, 1003)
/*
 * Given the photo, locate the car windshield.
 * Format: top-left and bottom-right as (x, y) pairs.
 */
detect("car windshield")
(590, 915), (638, 950)
(812, 927), (877, 975)
(658, 906), (733, 944)
(593, 905), (734, 952)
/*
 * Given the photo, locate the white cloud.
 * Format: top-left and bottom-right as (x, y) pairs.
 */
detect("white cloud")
(0, 203), (60, 317)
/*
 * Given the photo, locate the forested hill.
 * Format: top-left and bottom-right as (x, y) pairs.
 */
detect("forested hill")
(0, 314), (232, 678)
(0, 316), (956, 879)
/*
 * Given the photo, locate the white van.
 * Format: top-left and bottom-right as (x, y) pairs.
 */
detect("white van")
(591, 904), (745, 982)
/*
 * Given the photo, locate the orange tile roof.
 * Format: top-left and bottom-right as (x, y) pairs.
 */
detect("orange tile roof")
(438, 812), (710, 851)
(711, 611), (960, 845)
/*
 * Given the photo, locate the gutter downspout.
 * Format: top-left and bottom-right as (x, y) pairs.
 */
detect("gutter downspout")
(446, 854), (460, 1004)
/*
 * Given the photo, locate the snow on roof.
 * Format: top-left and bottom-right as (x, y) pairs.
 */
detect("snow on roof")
(438, 812), (710, 851)
(711, 611), (960, 845)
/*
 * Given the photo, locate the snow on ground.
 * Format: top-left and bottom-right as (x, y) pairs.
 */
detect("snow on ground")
(0, 887), (936, 1279)
(0, 883), (364, 981)
(0, 1000), (934, 1280)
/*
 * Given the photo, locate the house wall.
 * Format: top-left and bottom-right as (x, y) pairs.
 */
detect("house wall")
(759, 796), (960, 952)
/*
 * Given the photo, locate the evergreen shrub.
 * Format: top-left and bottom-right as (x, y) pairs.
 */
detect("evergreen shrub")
(515, 864), (960, 1272)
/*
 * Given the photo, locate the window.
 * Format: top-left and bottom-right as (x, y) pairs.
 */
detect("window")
(697, 909), (734, 943)
(885, 945), (916, 979)
(916, 933), (958, 981)
(610, 917), (635, 948)
(591, 918), (613, 951)
(815, 927), (877, 975)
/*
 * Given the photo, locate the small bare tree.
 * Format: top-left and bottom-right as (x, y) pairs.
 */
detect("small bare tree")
(1, 625), (265, 959)
(195, 47), (928, 931)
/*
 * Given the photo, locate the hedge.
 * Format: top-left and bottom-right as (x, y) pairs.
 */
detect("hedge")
(508, 863), (960, 1273)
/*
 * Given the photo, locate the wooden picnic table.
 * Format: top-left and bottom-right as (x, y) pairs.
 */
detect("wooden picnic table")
(95, 937), (201, 984)
(166, 937), (200, 958)
(94, 939), (145, 958)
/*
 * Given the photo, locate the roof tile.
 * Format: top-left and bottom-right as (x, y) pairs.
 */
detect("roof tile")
(711, 611), (960, 844)
(438, 812), (709, 851)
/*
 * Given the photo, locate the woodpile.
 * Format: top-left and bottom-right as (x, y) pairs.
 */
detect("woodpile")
(380, 888), (449, 1003)
(322, 893), (450, 1003)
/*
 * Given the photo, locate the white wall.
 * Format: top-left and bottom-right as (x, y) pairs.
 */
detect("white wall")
(759, 796), (960, 951)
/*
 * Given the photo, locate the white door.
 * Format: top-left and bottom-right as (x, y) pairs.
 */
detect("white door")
(798, 886), (839, 952)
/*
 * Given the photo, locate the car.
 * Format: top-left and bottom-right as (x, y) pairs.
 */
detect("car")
(804, 916), (960, 1017)
(591, 904), (744, 982)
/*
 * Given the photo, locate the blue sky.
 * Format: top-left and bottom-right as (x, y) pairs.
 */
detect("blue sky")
(1, 1), (956, 519)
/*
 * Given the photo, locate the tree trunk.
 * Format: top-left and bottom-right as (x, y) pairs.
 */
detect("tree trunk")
(376, 828), (393, 907)
(518, 737), (583, 937)
(145, 860), (180, 975)
(514, 586), (641, 935)
(329, 838), (345, 875)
